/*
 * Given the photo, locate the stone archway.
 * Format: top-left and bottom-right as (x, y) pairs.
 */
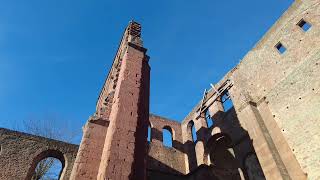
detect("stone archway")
(205, 133), (242, 180)
(26, 149), (66, 180)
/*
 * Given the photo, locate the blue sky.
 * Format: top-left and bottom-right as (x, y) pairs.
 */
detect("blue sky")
(0, 0), (293, 144)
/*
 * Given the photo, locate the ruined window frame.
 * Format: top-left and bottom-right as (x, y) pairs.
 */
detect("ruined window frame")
(275, 42), (287, 54)
(297, 19), (312, 32)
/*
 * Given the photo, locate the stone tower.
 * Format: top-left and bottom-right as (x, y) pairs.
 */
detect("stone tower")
(70, 21), (150, 180)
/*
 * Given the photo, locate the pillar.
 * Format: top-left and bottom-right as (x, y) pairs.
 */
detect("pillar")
(194, 112), (208, 166)
(208, 96), (224, 121)
(97, 21), (150, 180)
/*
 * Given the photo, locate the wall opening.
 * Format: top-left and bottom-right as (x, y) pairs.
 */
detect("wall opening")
(147, 126), (152, 142)
(26, 149), (66, 180)
(275, 42), (286, 54)
(187, 120), (197, 142)
(222, 91), (233, 111)
(163, 126), (173, 147)
(191, 124), (197, 142)
(206, 111), (214, 128)
(297, 19), (311, 32)
(32, 157), (63, 180)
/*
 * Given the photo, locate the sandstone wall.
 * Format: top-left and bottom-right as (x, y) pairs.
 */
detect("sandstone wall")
(227, 1), (320, 179)
(0, 128), (78, 180)
(177, 1), (320, 179)
(181, 105), (263, 179)
(147, 114), (186, 175)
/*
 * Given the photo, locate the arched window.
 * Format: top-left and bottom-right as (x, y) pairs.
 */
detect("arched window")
(32, 157), (63, 180)
(192, 125), (197, 142)
(187, 121), (197, 142)
(206, 111), (214, 128)
(162, 126), (173, 148)
(147, 126), (152, 142)
(26, 150), (65, 180)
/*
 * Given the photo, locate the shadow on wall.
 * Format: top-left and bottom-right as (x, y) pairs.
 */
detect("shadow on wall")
(147, 126), (189, 175)
(146, 106), (266, 180)
(205, 107), (266, 180)
(147, 155), (220, 180)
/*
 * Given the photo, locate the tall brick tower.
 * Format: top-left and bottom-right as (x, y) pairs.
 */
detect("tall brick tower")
(70, 21), (150, 180)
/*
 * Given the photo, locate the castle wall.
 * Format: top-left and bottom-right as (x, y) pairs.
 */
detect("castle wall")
(97, 34), (150, 180)
(70, 20), (127, 180)
(181, 105), (262, 179)
(0, 114), (187, 180)
(1, 1), (320, 180)
(147, 114), (186, 175)
(178, 1), (320, 179)
(0, 128), (78, 180)
(228, 1), (320, 179)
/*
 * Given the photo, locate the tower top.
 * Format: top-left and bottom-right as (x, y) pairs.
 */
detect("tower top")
(126, 21), (143, 47)
(94, 21), (146, 118)
(127, 20), (141, 37)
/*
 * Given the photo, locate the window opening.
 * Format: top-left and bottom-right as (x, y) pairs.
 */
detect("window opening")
(297, 19), (311, 32)
(275, 42), (286, 54)
(206, 111), (214, 128)
(147, 126), (151, 142)
(192, 125), (197, 142)
(32, 157), (63, 180)
(222, 91), (233, 111)
(163, 128), (173, 147)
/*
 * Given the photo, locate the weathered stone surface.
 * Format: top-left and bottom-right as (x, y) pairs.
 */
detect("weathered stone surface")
(96, 21), (150, 180)
(0, 128), (78, 180)
(147, 114), (186, 175)
(1, 1), (320, 179)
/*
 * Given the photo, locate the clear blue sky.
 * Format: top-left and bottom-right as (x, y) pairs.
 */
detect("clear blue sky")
(0, 0), (293, 144)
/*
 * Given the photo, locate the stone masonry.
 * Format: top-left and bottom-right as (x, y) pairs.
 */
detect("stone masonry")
(0, 0), (320, 179)
(0, 128), (78, 180)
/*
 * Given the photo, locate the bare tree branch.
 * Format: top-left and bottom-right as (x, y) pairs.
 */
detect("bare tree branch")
(15, 114), (79, 180)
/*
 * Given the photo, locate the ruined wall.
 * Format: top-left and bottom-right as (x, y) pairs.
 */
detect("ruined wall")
(0, 114), (186, 180)
(2, 1), (319, 180)
(147, 112), (252, 179)
(147, 165), (219, 180)
(227, 1), (320, 179)
(71, 21), (149, 180)
(147, 114), (186, 175)
(177, 0), (320, 179)
(0, 128), (78, 180)
(209, 108), (264, 180)
(70, 23), (126, 180)
(96, 21), (150, 180)
(181, 104), (263, 179)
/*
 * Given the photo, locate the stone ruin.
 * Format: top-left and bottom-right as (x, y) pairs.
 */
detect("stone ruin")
(1, 1), (320, 179)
